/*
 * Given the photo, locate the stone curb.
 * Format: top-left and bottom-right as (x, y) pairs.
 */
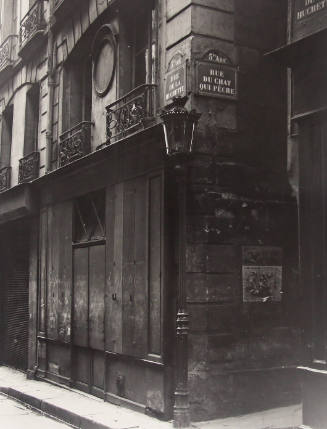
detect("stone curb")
(0, 386), (112, 429)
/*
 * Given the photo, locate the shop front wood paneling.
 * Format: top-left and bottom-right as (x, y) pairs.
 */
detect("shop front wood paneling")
(39, 166), (166, 407)
(106, 184), (123, 353)
(47, 206), (59, 340)
(39, 208), (48, 336)
(47, 201), (72, 342)
(89, 244), (105, 351)
(148, 175), (162, 356)
(73, 247), (88, 347)
(122, 178), (147, 358)
(106, 173), (163, 359)
(132, 178), (147, 357)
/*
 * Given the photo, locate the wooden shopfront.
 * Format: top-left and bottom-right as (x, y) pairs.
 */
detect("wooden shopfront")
(35, 130), (175, 418)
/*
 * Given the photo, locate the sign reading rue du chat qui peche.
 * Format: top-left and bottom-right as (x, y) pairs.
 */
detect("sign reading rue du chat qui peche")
(195, 51), (238, 100)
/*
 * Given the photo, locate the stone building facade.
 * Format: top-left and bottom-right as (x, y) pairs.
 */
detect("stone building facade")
(0, 0), (304, 427)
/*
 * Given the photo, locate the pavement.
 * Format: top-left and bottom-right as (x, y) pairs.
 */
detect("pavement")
(0, 366), (302, 429)
(0, 393), (72, 428)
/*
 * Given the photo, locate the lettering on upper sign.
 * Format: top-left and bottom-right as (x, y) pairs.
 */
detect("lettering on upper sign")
(296, 0), (327, 20)
(164, 64), (187, 104)
(197, 64), (237, 98)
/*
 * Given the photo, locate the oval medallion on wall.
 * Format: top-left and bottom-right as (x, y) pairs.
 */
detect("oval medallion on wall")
(92, 25), (117, 97)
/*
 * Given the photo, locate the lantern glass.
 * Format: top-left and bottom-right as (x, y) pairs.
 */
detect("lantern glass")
(162, 111), (198, 155)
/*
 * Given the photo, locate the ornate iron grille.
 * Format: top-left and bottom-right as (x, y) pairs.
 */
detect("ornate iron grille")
(59, 121), (93, 167)
(0, 166), (11, 192)
(18, 151), (40, 184)
(0, 35), (18, 72)
(106, 84), (157, 143)
(20, 0), (45, 48)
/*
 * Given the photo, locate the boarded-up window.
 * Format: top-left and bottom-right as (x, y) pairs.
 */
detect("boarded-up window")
(74, 190), (105, 243)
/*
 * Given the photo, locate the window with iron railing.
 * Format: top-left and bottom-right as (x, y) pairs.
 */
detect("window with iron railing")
(0, 35), (18, 72)
(58, 52), (93, 167)
(59, 121), (94, 167)
(18, 84), (40, 183)
(105, 0), (157, 144)
(1, 0), (18, 41)
(119, 0), (156, 95)
(106, 84), (157, 143)
(19, 0), (46, 50)
(0, 104), (13, 191)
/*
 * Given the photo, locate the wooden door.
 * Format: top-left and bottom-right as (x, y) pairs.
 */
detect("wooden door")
(105, 172), (167, 415)
(299, 115), (327, 364)
(72, 190), (106, 397)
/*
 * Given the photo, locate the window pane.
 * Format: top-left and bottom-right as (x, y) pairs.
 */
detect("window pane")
(73, 190), (105, 243)
(134, 51), (146, 87)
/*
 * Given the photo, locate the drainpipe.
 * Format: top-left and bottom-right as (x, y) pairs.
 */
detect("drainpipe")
(45, 0), (55, 173)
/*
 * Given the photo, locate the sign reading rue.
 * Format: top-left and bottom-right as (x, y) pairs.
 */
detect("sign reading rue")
(295, 0), (327, 20)
(292, 0), (327, 40)
(164, 53), (187, 105)
(195, 51), (237, 100)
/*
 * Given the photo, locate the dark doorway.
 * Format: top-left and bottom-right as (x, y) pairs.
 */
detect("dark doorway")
(0, 221), (30, 370)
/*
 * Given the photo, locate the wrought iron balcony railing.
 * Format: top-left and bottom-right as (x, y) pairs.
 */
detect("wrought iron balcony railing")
(0, 166), (11, 192)
(0, 35), (18, 73)
(106, 84), (157, 143)
(59, 121), (93, 167)
(20, 0), (46, 49)
(18, 151), (40, 184)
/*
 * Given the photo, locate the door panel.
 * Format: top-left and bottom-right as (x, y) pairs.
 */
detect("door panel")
(73, 247), (88, 347)
(148, 175), (162, 356)
(299, 116), (327, 363)
(122, 179), (147, 357)
(106, 184), (123, 353)
(89, 244), (105, 350)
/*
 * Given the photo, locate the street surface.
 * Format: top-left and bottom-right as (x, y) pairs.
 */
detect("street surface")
(0, 393), (71, 429)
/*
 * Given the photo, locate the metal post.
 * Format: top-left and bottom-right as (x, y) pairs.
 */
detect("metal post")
(173, 161), (190, 428)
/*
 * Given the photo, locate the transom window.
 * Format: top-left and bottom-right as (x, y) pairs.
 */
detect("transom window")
(73, 190), (105, 243)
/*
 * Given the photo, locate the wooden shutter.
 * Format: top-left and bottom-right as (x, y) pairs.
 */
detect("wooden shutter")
(5, 226), (29, 370)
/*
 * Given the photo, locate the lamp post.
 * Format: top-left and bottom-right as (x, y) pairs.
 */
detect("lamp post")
(161, 97), (201, 428)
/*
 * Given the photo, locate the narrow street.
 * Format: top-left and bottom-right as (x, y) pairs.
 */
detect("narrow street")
(0, 393), (71, 429)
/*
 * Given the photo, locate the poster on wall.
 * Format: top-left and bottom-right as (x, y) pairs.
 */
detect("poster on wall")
(242, 246), (283, 303)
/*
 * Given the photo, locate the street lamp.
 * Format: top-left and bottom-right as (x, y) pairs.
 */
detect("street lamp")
(161, 97), (201, 428)
(161, 96), (201, 156)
